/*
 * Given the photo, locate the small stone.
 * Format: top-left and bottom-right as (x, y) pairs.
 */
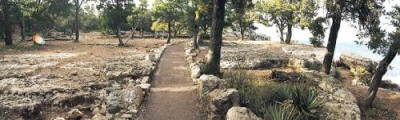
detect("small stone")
(199, 75), (227, 94)
(121, 113), (133, 119)
(68, 109), (83, 115)
(140, 77), (150, 84)
(145, 54), (155, 61)
(190, 64), (201, 79)
(67, 109), (83, 119)
(92, 113), (106, 120)
(206, 88), (240, 120)
(226, 107), (262, 120)
(139, 83), (151, 91)
(70, 71), (78, 76)
(107, 104), (122, 114)
(53, 117), (65, 120)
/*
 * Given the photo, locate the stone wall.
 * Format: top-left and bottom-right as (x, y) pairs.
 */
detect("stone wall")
(184, 41), (261, 120)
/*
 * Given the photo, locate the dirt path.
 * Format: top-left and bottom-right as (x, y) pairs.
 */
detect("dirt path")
(139, 43), (201, 120)
(339, 69), (400, 119)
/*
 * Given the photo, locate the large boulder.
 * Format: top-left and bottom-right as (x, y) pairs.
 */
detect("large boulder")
(190, 63), (202, 80)
(198, 75), (227, 94)
(226, 107), (262, 120)
(339, 52), (377, 73)
(206, 88), (240, 120)
(303, 72), (361, 120)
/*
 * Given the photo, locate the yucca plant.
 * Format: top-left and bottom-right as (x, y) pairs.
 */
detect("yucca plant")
(291, 86), (323, 120)
(272, 84), (293, 103)
(264, 104), (299, 120)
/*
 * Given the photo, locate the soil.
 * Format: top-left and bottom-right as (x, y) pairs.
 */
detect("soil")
(338, 68), (400, 120)
(137, 43), (201, 120)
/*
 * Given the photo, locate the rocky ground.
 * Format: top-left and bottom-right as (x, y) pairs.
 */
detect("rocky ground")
(189, 40), (362, 120)
(0, 33), (183, 120)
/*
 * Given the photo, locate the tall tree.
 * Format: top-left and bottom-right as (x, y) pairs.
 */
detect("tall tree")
(230, 0), (254, 41)
(138, 0), (147, 38)
(151, 0), (183, 44)
(256, 0), (317, 44)
(187, 0), (200, 49)
(98, 0), (134, 46)
(190, 0), (212, 48)
(1, 0), (12, 45)
(365, 6), (400, 108)
(204, 0), (226, 75)
(0, 7), (3, 41)
(308, 17), (327, 47)
(322, 0), (384, 74)
(256, 0), (291, 43)
(73, 0), (85, 42)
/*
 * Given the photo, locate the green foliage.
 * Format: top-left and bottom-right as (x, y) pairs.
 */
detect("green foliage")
(291, 85), (323, 119)
(361, 6), (400, 55)
(350, 66), (372, 85)
(151, 0), (184, 32)
(97, 0), (135, 34)
(264, 104), (299, 120)
(224, 70), (323, 120)
(256, 0), (318, 41)
(272, 84), (293, 103)
(308, 17), (327, 47)
(127, 0), (152, 33)
(226, 0), (256, 39)
(80, 7), (101, 32)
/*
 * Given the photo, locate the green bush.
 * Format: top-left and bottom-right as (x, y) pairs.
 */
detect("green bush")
(291, 86), (323, 120)
(272, 84), (293, 103)
(224, 70), (323, 120)
(264, 104), (299, 120)
(224, 70), (276, 115)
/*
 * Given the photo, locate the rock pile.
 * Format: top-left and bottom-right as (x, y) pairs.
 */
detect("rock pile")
(220, 41), (289, 69)
(185, 41), (254, 120)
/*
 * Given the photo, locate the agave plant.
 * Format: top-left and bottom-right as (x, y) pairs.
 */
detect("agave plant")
(264, 104), (299, 120)
(291, 86), (323, 119)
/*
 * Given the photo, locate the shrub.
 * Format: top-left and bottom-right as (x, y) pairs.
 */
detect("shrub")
(224, 70), (276, 115)
(264, 104), (299, 120)
(224, 70), (323, 120)
(291, 86), (323, 119)
(334, 68), (342, 79)
(272, 84), (293, 103)
(310, 37), (323, 47)
(350, 66), (372, 85)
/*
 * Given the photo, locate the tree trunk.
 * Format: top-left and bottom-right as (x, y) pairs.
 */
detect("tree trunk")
(239, 18), (245, 41)
(141, 27), (144, 38)
(167, 21), (171, 44)
(204, 0), (226, 76)
(322, 14), (342, 74)
(2, 0), (12, 45)
(197, 31), (202, 45)
(192, 24), (199, 49)
(117, 0), (124, 46)
(74, 0), (80, 42)
(131, 27), (135, 38)
(19, 18), (25, 41)
(279, 27), (284, 44)
(285, 23), (292, 44)
(366, 40), (400, 108)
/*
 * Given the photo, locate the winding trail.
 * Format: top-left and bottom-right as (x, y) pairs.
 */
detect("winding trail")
(140, 43), (201, 120)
